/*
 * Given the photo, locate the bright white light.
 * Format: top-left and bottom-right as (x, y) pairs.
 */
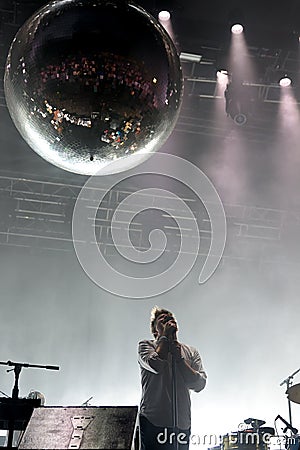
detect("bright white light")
(216, 70), (229, 92)
(231, 23), (244, 34)
(279, 77), (292, 87)
(217, 70), (229, 82)
(158, 10), (171, 21)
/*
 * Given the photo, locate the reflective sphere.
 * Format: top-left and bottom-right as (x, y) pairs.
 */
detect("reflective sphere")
(4, 0), (183, 175)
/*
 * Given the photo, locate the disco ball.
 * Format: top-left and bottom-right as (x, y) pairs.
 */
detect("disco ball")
(4, 0), (183, 175)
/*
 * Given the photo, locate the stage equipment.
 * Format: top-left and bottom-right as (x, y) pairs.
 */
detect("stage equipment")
(222, 420), (274, 450)
(19, 406), (138, 449)
(279, 76), (292, 87)
(288, 436), (300, 450)
(244, 418), (265, 427)
(275, 415), (298, 435)
(0, 396), (41, 430)
(4, 0), (183, 176)
(0, 359), (59, 448)
(81, 397), (93, 407)
(222, 432), (270, 450)
(158, 10), (171, 21)
(27, 390), (46, 406)
(172, 352), (179, 450)
(287, 384), (300, 405)
(280, 367), (300, 431)
(231, 24), (244, 34)
(241, 417), (274, 436)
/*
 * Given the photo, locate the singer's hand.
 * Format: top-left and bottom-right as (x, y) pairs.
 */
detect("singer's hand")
(155, 314), (177, 338)
(163, 319), (177, 338)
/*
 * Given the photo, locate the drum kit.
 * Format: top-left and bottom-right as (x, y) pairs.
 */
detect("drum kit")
(222, 419), (274, 450)
(287, 384), (300, 406)
(219, 380), (300, 450)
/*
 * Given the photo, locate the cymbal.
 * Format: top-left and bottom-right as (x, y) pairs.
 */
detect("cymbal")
(287, 384), (300, 404)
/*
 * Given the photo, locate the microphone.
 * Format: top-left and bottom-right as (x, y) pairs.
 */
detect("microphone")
(163, 316), (177, 340)
(167, 331), (175, 342)
(275, 415), (298, 435)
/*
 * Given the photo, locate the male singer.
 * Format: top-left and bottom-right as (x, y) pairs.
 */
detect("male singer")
(138, 307), (207, 449)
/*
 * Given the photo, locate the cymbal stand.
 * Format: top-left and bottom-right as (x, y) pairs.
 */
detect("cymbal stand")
(280, 367), (300, 431)
(0, 360), (59, 448)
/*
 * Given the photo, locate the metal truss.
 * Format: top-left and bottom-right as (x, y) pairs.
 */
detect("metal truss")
(0, 172), (298, 278)
(181, 46), (300, 103)
(0, 2), (299, 274)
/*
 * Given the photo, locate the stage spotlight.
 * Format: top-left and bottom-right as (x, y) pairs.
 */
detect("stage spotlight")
(279, 76), (292, 87)
(158, 10), (171, 21)
(158, 9), (174, 40)
(217, 70), (229, 82)
(180, 52), (202, 63)
(217, 70), (229, 92)
(231, 23), (244, 34)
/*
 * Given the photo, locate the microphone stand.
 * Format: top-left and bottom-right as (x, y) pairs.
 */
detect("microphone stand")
(171, 354), (178, 450)
(0, 360), (59, 448)
(81, 397), (93, 407)
(279, 367), (300, 431)
(170, 336), (179, 450)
